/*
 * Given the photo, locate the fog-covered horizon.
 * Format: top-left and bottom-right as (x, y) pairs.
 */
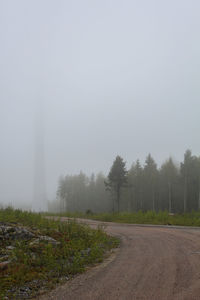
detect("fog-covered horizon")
(1, 0), (200, 208)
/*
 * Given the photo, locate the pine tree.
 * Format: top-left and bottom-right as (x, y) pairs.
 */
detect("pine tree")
(143, 154), (158, 211)
(160, 158), (178, 213)
(128, 160), (143, 211)
(105, 156), (127, 212)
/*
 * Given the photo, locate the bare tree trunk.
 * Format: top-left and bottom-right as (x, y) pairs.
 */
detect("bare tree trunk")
(117, 185), (120, 213)
(184, 176), (187, 213)
(128, 187), (133, 212)
(60, 198), (62, 213)
(130, 186), (134, 211)
(140, 189), (143, 211)
(152, 189), (155, 212)
(168, 182), (172, 213)
(134, 187), (138, 212)
(198, 189), (200, 211)
(198, 179), (200, 211)
(112, 191), (115, 213)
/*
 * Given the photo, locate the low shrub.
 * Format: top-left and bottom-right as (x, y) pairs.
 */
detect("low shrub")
(0, 208), (119, 299)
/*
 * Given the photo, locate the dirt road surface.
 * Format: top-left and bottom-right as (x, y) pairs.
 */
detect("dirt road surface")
(39, 218), (200, 300)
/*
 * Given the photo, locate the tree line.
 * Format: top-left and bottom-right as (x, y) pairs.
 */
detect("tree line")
(49, 150), (200, 214)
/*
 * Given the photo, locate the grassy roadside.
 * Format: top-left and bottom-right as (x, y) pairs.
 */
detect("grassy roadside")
(48, 210), (200, 227)
(0, 207), (119, 299)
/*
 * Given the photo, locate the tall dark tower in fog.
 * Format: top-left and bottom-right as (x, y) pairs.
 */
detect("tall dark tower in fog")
(32, 99), (47, 211)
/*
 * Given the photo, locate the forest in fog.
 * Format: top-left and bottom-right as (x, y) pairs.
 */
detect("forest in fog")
(49, 149), (200, 214)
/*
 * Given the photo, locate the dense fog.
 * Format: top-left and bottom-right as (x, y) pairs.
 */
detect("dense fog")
(52, 151), (200, 214)
(1, 1), (200, 211)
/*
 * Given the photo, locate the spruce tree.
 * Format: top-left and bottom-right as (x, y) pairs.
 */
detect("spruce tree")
(105, 155), (127, 212)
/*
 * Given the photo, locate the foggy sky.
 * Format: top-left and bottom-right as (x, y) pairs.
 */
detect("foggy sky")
(0, 0), (200, 207)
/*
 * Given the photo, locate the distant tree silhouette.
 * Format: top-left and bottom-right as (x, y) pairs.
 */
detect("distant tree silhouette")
(105, 156), (127, 212)
(53, 150), (200, 214)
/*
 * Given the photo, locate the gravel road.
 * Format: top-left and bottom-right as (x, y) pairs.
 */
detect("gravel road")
(38, 218), (200, 300)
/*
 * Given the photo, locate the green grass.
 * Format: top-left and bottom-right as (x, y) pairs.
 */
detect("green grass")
(0, 207), (119, 299)
(50, 210), (200, 227)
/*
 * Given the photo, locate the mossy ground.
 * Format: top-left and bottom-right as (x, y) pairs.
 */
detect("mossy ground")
(0, 207), (119, 299)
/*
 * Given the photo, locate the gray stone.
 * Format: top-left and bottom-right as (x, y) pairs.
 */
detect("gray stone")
(0, 224), (35, 241)
(30, 235), (60, 246)
(6, 245), (15, 250)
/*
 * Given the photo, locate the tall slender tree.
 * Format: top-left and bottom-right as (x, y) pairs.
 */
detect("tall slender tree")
(160, 158), (178, 213)
(128, 160), (143, 211)
(180, 150), (197, 212)
(143, 154), (158, 211)
(105, 155), (127, 212)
